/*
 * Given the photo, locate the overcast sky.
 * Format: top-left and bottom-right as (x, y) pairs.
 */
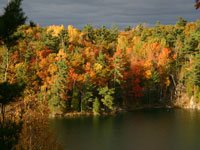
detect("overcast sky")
(0, 0), (199, 29)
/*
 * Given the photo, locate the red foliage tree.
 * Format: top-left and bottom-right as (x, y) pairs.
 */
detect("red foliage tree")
(195, 0), (200, 9)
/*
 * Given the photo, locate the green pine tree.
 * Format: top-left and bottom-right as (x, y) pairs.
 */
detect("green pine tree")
(0, 0), (27, 47)
(93, 97), (100, 115)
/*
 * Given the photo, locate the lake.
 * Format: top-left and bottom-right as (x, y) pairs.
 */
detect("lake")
(50, 109), (200, 150)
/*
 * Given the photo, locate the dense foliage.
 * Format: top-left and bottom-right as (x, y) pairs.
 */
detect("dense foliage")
(1, 18), (200, 115)
(0, 0), (200, 150)
(0, 0), (27, 47)
(0, 1), (199, 149)
(195, 0), (200, 9)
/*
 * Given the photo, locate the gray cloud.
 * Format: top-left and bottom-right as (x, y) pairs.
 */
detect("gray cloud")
(0, 0), (199, 29)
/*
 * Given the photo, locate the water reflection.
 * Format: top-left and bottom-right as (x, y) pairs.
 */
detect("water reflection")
(50, 109), (200, 150)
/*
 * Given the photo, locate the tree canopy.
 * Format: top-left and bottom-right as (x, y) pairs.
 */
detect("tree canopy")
(0, 0), (27, 46)
(195, 0), (200, 9)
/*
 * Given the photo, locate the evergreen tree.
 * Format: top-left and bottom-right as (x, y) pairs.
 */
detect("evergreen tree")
(71, 87), (80, 112)
(0, 0), (27, 46)
(80, 75), (94, 112)
(48, 59), (68, 112)
(124, 26), (131, 31)
(82, 24), (95, 42)
(176, 17), (187, 27)
(96, 25), (109, 44)
(109, 24), (119, 42)
(181, 32), (200, 56)
(98, 86), (115, 110)
(93, 97), (100, 115)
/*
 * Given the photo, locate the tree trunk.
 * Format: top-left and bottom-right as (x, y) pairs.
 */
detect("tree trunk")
(4, 49), (9, 81)
(62, 38), (65, 49)
(160, 86), (163, 102)
(1, 103), (5, 125)
(81, 93), (83, 113)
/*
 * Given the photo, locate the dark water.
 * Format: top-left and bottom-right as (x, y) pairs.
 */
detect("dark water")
(50, 109), (200, 150)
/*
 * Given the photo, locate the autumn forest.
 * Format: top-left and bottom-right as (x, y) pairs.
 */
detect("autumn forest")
(1, 0), (200, 149)
(1, 18), (200, 114)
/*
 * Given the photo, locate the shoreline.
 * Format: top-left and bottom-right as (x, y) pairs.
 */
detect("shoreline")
(49, 104), (175, 118)
(5, 100), (200, 119)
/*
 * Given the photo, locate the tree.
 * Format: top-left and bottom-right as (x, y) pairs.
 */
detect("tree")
(0, 82), (25, 124)
(15, 101), (63, 150)
(98, 86), (115, 110)
(93, 98), (100, 115)
(109, 24), (119, 42)
(96, 25), (109, 44)
(80, 75), (94, 112)
(0, 0), (27, 84)
(124, 26), (131, 32)
(0, 0), (27, 46)
(82, 24), (95, 42)
(48, 50), (68, 112)
(195, 0), (200, 9)
(176, 17), (187, 27)
(71, 87), (80, 111)
(194, 54), (200, 102)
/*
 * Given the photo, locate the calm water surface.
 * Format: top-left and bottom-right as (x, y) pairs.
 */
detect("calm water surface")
(50, 109), (200, 150)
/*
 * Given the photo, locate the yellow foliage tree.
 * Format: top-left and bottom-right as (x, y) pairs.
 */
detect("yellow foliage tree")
(47, 25), (65, 37)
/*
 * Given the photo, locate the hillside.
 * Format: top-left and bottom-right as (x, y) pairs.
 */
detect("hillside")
(1, 18), (200, 116)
